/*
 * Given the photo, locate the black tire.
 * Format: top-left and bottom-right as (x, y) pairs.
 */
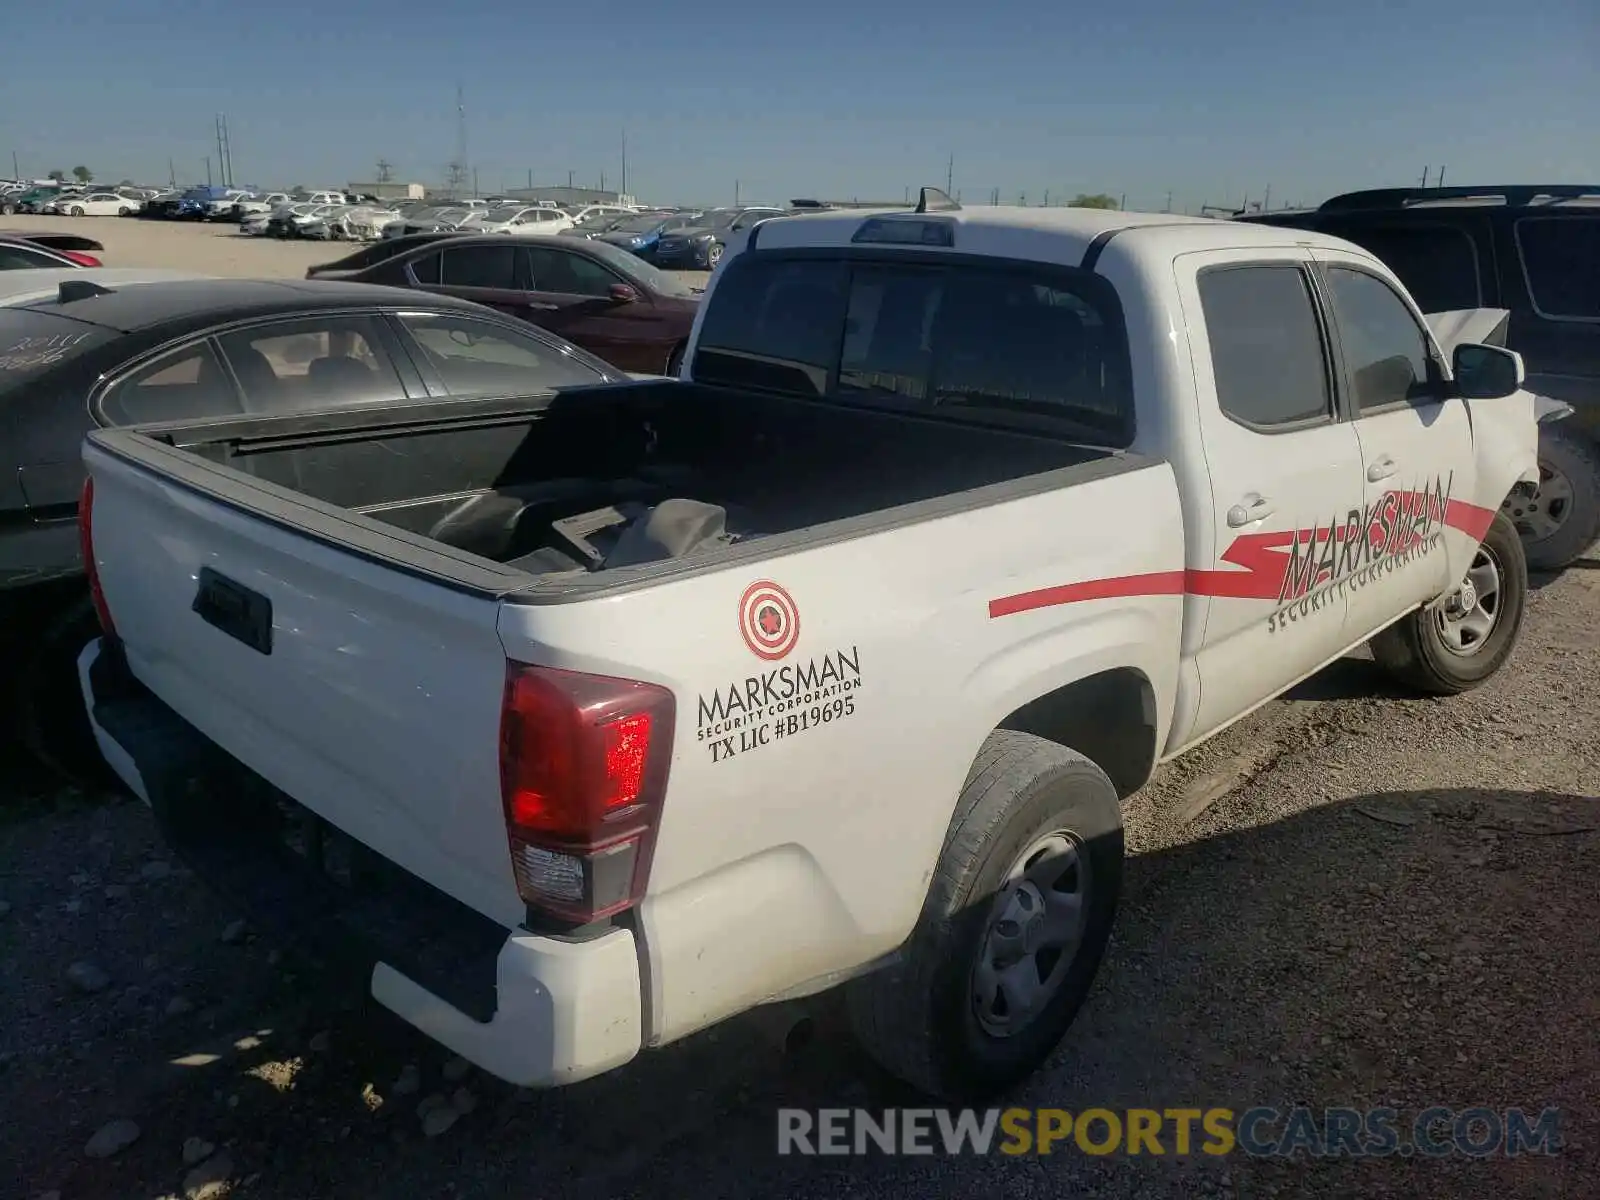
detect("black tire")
(1369, 511), (1528, 696)
(13, 593), (114, 788)
(0, 202), (14, 215)
(1506, 422), (1600, 571)
(706, 241), (724, 267)
(69, 206), (84, 217)
(665, 343), (686, 377)
(846, 730), (1123, 1101)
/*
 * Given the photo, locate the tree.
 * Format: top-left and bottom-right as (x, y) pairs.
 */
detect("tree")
(1069, 193), (1119, 210)
(117, 178), (135, 188)
(71, 165), (93, 184)
(47, 169), (66, 182)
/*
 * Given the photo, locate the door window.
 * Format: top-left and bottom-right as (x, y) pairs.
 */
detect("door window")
(400, 313), (607, 397)
(439, 244), (518, 289)
(1515, 216), (1600, 320)
(99, 342), (242, 425)
(1324, 267), (1435, 412)
(1197, 264), (1333, 429)
(525, 247), (620, 297)
(215, 315), (407, 414)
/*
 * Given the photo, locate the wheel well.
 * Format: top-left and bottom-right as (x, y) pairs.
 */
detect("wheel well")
(996, 668), (1158, 798)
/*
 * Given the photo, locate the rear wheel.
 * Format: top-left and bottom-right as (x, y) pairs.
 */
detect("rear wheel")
(846, 731), (1122, 1100)
(706, 241), (724, 267)
(1504, 423), (1600, 571)
(12, 591), (113, 787)
(1369, 511), (1528, 695)
(665, 343), (686, 377)
(69, 206), (84, 217)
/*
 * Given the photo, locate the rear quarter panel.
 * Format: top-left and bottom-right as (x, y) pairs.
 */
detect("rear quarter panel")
(497, 460), (1185, 1046)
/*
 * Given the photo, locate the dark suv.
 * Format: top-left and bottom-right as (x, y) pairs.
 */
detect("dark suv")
(1242, 185), (1600, 569)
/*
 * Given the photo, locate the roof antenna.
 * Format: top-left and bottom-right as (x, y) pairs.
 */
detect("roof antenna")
(915, 186), (961, 213)
(58, 279), (114, 303)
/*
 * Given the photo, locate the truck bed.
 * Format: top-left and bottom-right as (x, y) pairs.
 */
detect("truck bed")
(94, 380), (1126, 600)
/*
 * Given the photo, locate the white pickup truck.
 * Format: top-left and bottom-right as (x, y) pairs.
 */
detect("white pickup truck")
(76, 192), (1539, 1101)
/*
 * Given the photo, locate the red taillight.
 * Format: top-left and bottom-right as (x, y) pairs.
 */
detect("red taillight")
(499, 662), (675, 924)
(62, 250), (102, 267)
(78, 476), (118, 642)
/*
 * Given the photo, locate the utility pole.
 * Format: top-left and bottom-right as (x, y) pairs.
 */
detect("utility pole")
(946, 153), (954, 195)
(10, 150), (17, 179)
(204, 156), (212, 186)
(734, 179), (741, 205)
(472, 168), (479, 198)
(567, 169), (574, 189)
(1165, 190), (1173, 213)
(621, 130), (628, 198)
(168, 158), (176, 188)
(1263, 184), (1272, 212)
(1420, 165), (1430, 187)
(526, 168), (532, 189)
(1437, 165), (1447, 188)
(376, 159), (393, 183)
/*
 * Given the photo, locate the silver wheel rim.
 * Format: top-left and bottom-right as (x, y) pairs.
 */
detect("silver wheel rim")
(1501, 460), (1573, 542)
(1434, 545), (1503, 656)
(708, 242), (723, 265)
(970, 830), (1090, 1038)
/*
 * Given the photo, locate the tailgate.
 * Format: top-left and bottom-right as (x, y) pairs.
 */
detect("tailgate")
(84, 436), (528, 929)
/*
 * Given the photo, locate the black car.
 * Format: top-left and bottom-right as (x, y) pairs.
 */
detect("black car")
(650, 207), (789, 269)
(1242, 184), (1600, 569)
(0, 276), (631, 779)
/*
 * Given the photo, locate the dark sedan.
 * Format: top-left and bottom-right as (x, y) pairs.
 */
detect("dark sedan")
(0, 275), (630, 780)
(651, 206), (789, 269)
(310, 233), (703, 375)
(594, 211), (701, 261)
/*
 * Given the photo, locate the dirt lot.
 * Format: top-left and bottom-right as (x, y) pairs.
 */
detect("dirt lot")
(0, 212), (712, 287)
(1, 214), (1596, 1198)
(2, 559), (1594, 1200)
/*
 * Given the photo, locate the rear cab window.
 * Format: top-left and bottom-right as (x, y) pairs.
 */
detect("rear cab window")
(692, 254), (1135, 445)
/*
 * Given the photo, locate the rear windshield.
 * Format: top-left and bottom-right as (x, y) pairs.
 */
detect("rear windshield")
(691, 255), (1134, 445)
(0, 309), (115, 396)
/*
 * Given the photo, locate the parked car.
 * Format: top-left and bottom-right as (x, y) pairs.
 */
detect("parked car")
(47, 191), (139, 218)
(561, 210), (657, 241)
(596, 211), (704, 261)
(139, 191), (186, 219)
(0, 237), (100, 270)
(324, 232), (703, 374)
(234, 192), (293, 220)
(0, 272), (631, 781)
(303, 232), (467, 278)
(1242, 184), (1600, 569)
(0, 229), (104, 263)
(466, 206), (576, 237)
(267, 202), (347, 239)
(75, 194), (1538, 1100)
(383, 206), (477, 238)
(651, 207), (790, 269)
(9, 188), (65, 215)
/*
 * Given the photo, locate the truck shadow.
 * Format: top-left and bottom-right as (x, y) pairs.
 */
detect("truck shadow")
(25, 787), (1594, 1200)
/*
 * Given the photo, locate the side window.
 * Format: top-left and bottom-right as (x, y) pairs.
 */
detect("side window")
(215, 315), (407, 415)
(1322, 223), (1482, 314)
(1515, 216), (1600, 320)
(0, 245), (62, 269)
(692, 259), (850, 396)
(1324, 267), (1434, 412)
(400, 314), (606, 397)
(100, 342), (242, 425)
(439, 245), (517, 289)
(409, 252), (441, 284)
(526, 248), (618, 297)
(1198, 264), (1332, 430)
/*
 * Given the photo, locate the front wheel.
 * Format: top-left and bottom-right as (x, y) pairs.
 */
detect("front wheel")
(846, 730), (1122, 1101)
(1369, 511), (1528, 696)
(706, 241), (724, 267)
(665, 343), (685, 377)
(69, 206), (84, 217)
(118, 206), (132, 216)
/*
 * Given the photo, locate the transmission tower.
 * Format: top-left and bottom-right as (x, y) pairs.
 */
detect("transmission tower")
(376, 159), (393, 183)
(445, 84), (468, 198)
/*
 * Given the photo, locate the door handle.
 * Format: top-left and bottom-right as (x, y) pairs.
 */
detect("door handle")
(523, 302), (559, 311)
(1367, 456), (1398, 482)
(1226, 495), (1275, 527)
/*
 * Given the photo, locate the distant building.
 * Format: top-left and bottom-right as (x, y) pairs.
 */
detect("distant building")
(505, 186), (638, 208)
(346, 181), (427, 201)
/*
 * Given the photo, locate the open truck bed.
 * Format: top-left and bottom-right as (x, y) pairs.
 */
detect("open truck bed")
(93, 379), (1123, 600)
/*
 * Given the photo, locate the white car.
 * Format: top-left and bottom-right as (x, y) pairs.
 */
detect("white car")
(234, 192), (292, 219)
(567, 204), (635, 226)
(330, 205), (403, 241)
(466, 206), (576, 236)
(78, 196), (1539, 1100)
(52, 191), (139, 217)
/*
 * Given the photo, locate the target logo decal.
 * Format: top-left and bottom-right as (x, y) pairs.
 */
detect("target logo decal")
(739, 580), (800, 661)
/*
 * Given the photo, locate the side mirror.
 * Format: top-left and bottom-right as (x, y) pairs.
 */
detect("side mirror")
(1452, 342), (1524, 400)
(608, 283), (638, 304)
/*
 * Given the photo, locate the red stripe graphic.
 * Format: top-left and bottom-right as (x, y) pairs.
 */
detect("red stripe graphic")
(989, 489), (1500, 619)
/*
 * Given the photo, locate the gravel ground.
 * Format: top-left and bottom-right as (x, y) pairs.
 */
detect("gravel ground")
(0, 212), (713, 288)
(3, 561), (1595, 1200)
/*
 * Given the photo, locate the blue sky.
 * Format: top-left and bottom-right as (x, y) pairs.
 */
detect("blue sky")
(4, 0), (1596, 210)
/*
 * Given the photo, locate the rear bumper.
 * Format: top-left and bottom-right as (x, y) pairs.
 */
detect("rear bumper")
(77, 637), (644, 1087)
